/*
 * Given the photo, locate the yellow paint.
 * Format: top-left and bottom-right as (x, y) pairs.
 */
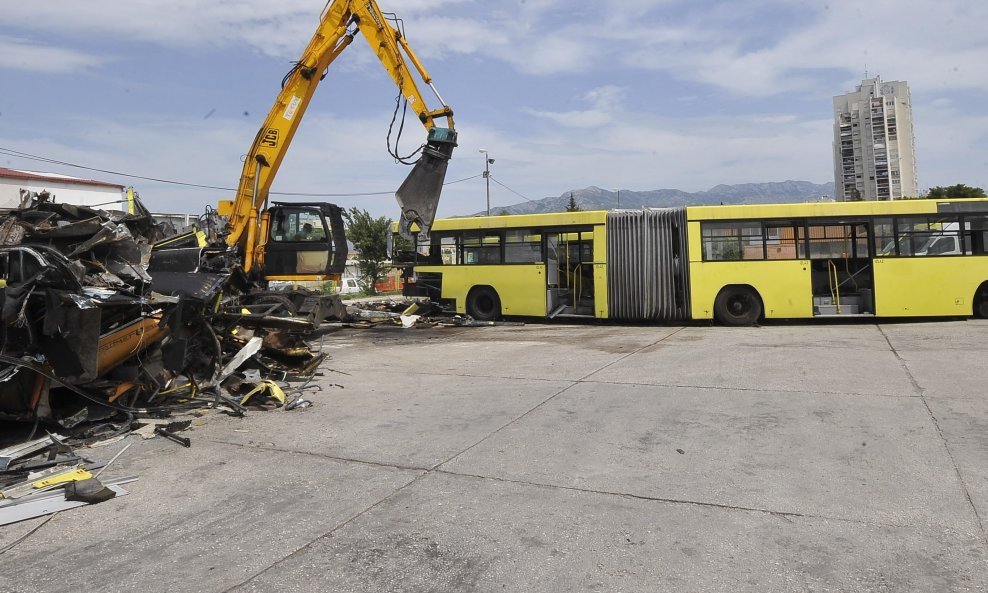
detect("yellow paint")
(689, 259), (812, 319)
(687, 219), (813, 319)
(427, 210), (608, 232)
(686, 199), (988, 320)
(411, 211), (609, 318)
(873, 257), (986, 316)
(415, 264), (548, 316)
(687, 199), (944, 221)
(32, 467), (92, 489)
(264, 274), (339, 282)
(240, 380), (286, 406)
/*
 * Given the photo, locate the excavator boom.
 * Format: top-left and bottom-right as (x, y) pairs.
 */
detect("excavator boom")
(226, 0), (456, 270)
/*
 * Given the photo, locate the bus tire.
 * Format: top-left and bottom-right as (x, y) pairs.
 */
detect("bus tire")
(713, 285), (762, 326)
(974, 283), (988, 319)
(467, 286), (501, 321)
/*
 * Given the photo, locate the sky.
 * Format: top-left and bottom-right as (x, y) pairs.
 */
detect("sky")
(1, 0), (987, 220)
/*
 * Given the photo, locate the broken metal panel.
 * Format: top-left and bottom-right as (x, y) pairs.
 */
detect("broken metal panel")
(0, 435), (63, 471)
(149, 271), (228, 301)
(147, 246), (205, 273)
(0, 217), (27, 245)
(0, 483), (130, 526)
(95, 313), (169, 378)
(39, 290), (102, 382)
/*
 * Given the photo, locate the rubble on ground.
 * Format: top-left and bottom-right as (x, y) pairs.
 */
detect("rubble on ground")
(0, 191), (339, 446)
(341, 297), (522, 327)
(0, 192), (513, 529)
(0, 434), (136, 530)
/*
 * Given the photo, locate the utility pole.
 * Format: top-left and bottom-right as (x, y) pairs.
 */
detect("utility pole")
(615, 188), (621, 209)
(479, 149), (494, 216)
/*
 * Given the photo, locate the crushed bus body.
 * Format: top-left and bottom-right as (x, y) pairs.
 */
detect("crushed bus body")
(0, 192), (337, 429)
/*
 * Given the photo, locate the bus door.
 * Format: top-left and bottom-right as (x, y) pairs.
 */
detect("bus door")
(545, 229), (595, 317)
(803, 221), (875, 316)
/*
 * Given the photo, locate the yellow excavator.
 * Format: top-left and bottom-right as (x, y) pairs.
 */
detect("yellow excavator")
(152, 0), (456, 284)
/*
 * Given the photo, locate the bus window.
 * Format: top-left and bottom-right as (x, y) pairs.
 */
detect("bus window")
(764, 223), (798, 260)
(853, 224), (869, 258)
(967, 216), (988, 255)
(504, 230), (542, 263)
(803, 224), (866, 259)
(566, 232), (593, 262)
(461, 231), (501, 264)
(897, 216), (961, 256)
(440, 236), (457, 264)
(701, 222), (763, 261)
(924, 235), (959, 256)
(874, 218), (896, 256)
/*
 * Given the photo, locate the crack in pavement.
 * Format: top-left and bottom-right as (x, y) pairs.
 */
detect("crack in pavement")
(217, 324), (984, 590)
(877, 324), (988, 547)
(220, 329), (691, 591)
(432, 469), (914, 530)
(207, 437), (919, 537)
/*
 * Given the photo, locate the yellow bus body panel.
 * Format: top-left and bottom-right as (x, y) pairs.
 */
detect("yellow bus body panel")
(689, 260), (812, 319)
(687, 218), (811, 319)
(687, 199), (988, 320)
(410, 211), (608, 319)
(413, 264), (548, 317)
(426, 211), (608, 232)
(687, 199), (943, 221)
(593, 223), (608, 318)
(873, 257), (986, 316)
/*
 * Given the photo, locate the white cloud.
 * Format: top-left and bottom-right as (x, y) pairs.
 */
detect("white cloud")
(638, 0), (988, 97)
(3, 0), (986, 216)
(7, 1), (988, 97)
(0, 37), (106, 73)
(524, 85), (625, 128)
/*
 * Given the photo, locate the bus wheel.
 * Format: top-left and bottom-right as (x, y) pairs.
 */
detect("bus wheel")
(975, 286), (988, 319)
(467, 286), (501, 321)
(714, 286), (762, 326)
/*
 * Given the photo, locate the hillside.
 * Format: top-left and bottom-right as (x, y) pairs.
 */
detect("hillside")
(478, 181), (835, 215)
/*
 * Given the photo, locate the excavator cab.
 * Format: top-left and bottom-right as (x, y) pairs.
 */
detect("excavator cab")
(262, 202), (347, 280)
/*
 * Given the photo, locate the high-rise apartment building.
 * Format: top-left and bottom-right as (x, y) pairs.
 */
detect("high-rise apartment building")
(833, 76), (917, 200)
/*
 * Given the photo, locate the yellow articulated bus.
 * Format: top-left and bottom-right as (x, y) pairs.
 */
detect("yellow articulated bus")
(393, 199), (988, 325)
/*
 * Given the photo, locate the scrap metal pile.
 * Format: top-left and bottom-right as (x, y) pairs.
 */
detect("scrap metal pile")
(0, 192), (337, 442)
(1, 436), (135, 529)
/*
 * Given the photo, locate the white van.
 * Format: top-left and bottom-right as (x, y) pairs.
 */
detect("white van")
(914, 222), (962, 256)
(339, 277), (361, 295)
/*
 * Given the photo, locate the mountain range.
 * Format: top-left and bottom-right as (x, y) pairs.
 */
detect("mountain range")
(477, 180), (836, 215)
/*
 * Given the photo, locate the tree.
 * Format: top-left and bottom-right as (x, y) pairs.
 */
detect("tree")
(566, 192), (582, 212)
(926, 184), (986, 199)
(343, 207), (393, 295)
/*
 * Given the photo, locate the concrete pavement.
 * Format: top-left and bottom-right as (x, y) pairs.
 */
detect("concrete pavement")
(1, 320), (986, 592)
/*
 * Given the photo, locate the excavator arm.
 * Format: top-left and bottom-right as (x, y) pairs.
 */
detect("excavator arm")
(226, 0), (456, 269)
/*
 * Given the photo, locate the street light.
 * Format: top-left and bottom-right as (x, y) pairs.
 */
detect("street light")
(479, 149), (494, 216)
(615, 188), (621, 209)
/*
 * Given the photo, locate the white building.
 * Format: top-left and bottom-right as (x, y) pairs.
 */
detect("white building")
(0, 167), (125, 209)
(833, 76), (918, 201)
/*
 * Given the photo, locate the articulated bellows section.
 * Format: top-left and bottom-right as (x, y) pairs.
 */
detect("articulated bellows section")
(606, 208), (691, 321)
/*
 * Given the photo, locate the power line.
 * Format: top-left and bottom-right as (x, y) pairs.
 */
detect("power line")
(0, 146), (483, 197)
(0, 147), (232, 192)
(489, 175), (537, 203)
